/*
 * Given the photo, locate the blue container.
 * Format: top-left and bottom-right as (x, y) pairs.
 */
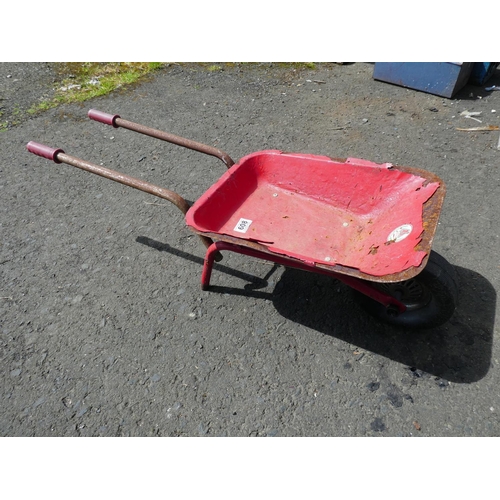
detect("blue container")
(373, 62), (474, 98)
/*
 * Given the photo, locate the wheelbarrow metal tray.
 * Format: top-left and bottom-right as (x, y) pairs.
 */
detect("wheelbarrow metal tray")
(186, 151), (445, 283)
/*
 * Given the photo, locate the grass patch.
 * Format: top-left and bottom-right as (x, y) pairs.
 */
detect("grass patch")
(206, 64), (223, 72)
(27, 62), (164, 115)
(0, 62), (323, 131)
(26, 62), (320, 116)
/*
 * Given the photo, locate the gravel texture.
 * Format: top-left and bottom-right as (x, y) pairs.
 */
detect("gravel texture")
(1, 62), (499, 436)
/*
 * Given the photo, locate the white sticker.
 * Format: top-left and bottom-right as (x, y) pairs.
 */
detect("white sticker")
(387, 224), (413, 243)
(234, 218), (253, 233)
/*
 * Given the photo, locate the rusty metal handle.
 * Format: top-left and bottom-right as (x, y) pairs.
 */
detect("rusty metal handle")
(26, 141), (222, 260)
(88, 109), (235, 168)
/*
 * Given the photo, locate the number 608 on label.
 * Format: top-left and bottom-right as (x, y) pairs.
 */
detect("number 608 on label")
(234, 218), (253, 233)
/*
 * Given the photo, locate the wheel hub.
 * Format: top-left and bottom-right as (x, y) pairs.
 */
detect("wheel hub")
(378, 279), (432, 312)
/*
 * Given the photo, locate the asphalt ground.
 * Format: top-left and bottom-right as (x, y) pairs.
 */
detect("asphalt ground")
(1, 63), (499, 444)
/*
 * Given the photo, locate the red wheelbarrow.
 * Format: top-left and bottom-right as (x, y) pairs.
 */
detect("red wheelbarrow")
(27, 110), (458, 329)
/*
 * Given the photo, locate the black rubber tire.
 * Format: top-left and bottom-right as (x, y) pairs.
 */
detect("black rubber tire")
(354, 250), (459, 329)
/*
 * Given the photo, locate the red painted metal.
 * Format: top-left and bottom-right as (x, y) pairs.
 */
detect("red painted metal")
(88, 109), (120, 128)
(27, 111), (448, 318)
(186, 150), (441, 278)
(27, 141), (65, 163)
(201, 241), (406, 312)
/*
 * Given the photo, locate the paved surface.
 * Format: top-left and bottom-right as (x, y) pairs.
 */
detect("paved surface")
(1, 62), (499, 436)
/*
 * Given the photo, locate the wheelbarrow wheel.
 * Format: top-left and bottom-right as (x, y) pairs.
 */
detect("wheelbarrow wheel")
(355, 250), (458, 329)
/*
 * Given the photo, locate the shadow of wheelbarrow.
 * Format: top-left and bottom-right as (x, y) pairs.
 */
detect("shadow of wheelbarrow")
(138, 236), (495, 384)
(271, 265), (495, 384)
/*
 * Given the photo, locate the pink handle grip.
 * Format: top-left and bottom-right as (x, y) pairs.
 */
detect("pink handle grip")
(88, 109), (120, 127)
(26, 141), (65, 163)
